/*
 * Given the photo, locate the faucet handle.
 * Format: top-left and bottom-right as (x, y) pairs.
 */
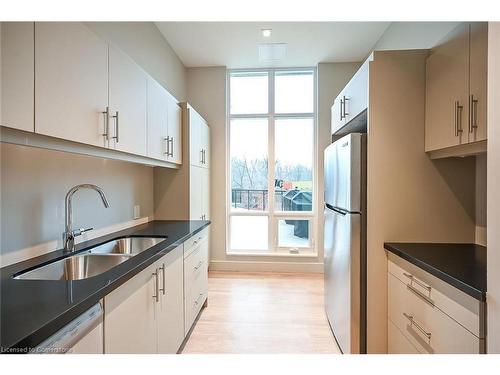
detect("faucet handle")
(74, 227), (94, 237)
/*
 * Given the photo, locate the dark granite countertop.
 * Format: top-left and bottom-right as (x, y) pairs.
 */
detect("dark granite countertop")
(0, 220), (210, 352)
(384, 242), (486, 301)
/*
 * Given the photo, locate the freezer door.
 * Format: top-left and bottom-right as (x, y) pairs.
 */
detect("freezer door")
(324, 133), (362, 212)
(324, 206), (361, 354)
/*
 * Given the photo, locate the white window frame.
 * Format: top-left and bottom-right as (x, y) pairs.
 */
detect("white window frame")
(226, 67), (318, 256)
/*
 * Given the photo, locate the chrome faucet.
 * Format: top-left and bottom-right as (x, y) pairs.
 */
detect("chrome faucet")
(63, 184), (110, 252)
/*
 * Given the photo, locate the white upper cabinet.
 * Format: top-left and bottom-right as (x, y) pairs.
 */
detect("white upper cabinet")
(109, 45), (147, 156)
(146, 77), (182, 164)
(425, 22), (488, 154)
(147, 77), (169, 160)
(189, 106), (210, 168)
(1, 22), (34, 132)
(330, 59), (369, 136)
(35, 22), (108, 147)
(167, 95), (182, 164)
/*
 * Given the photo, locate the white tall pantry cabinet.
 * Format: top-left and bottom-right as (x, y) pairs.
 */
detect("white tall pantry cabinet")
(184, 103), (210, 221)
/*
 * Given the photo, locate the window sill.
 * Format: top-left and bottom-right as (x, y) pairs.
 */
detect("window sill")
(226, 251), (319, 258)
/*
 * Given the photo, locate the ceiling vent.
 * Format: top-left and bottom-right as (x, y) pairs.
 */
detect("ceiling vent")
(258, 43), (287, 62)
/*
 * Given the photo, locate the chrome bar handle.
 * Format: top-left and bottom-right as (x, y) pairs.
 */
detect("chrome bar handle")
(164, 136), (170, 156)
(101, 107), (110, 140)
(159, 263), (166, 295)
(200, 149), (204, 164)
(407, 284), (435, 306)
(339, 98), (344, 120)
(403, 312), (432, 341)
(454, 101), (464, 137)
(194, 260), (203, 271)
(152, 269), (159, 302)
(112, 111), (119, 143)
(470, 95), (478, 133)
(402, 272), (431, 292)
(343, 95), (349, 117)
(194, 293), (204, 306)
(169, 137), (174, 157)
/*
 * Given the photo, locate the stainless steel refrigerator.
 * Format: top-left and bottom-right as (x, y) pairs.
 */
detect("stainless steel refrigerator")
(324, 133), (367, 354)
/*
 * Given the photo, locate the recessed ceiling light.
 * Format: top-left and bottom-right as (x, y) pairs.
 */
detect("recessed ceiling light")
(261, 29), (272, 38)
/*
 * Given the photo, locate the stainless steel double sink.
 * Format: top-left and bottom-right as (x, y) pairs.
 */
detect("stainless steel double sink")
(14, 237), (167, 281)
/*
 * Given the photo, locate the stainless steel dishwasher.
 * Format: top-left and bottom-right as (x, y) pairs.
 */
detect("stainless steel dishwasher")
(33, 302), (103, 354)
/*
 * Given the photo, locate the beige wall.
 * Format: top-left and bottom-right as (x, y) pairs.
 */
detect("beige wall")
(366, 50), (477, 353)
(487, 21), (500, 354)
(86, 22), (187, 101)
(181, 64), (359, 272)
(0, 143), (154, 263)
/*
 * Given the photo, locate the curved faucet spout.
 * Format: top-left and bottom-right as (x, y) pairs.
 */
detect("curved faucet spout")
(64, 184), (110, 252)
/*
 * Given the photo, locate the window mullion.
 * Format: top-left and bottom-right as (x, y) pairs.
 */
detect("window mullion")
(268, 69), (276, 252)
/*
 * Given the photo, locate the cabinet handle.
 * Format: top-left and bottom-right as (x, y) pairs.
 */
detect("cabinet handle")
(169, 137), (174, 157)
(469, 95), (478, 133)
(101, 107), (110, 140)
(194, 260), (203, 271)
(402, 272), (434, 306)
(339, 98), (344, 120)
(342, 95), (349, 117)
(194, 293), (204, 306)
(200, 149), (204, 164)
(112, 111), (119, 143)
(152, 269), (159, 302)
(164, 136), (170, 155)
(454, 101), (463, 137)
(159, 263), (166, 295)
(403, 312), (432, 341)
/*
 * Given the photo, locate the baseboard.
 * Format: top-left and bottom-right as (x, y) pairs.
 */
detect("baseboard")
(0, 216), (152, 267)
(209, 259), (324, 273)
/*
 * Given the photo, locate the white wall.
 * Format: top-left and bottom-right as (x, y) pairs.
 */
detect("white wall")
(184, 64), (359, 272)
(373, 22), (459, 51)
(487, 21), (500, 354)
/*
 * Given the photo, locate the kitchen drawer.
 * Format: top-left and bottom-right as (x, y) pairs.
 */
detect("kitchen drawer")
(388, 319), (420, 354)
(388, 272), (480, 353)
(184, 239), (208, 334)
(388, 255), (482, 337)
(184, 228), (208, 259)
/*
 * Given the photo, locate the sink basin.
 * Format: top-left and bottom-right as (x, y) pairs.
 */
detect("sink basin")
(87, 236), (166, 256)
(13, 254), (130, 281)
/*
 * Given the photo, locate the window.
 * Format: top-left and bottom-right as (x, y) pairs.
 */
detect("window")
(227, 69), (316, 254)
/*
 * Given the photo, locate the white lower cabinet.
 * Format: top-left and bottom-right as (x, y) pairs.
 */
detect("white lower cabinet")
(104, 260), (158, 353)
(184, 229), (209, 335)
(387, 257), (483, 354)
(103, 236), (209, 354)
(104, 245), (184, 354)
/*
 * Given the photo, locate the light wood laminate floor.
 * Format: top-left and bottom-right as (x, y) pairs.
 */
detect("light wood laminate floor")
(181, 271), (341, 354)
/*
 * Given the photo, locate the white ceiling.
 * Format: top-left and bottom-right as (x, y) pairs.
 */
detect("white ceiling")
(155, 22), (391, 68)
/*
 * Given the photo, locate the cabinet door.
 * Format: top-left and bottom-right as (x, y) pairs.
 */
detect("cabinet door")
(425, 23), (470, 152)
(104, 262), (158, 353)
(167, 96), (182, 164)
(1, 22), (34, 132)
(200, 121), (210, 168)
(157, 245), (185, 354)
(146, 77), (169, 160)
(109, 45), (147, 156)
(330, 92), (345, 136)
(201, 166), (210, 220)
(35, 22), (108, 147)
(189, 108), (203, 167)
(190, 165), (203, 220)
(69, 322), (104, 354)
(343, 60), (368, 124)
(469, 22), (488, 143)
